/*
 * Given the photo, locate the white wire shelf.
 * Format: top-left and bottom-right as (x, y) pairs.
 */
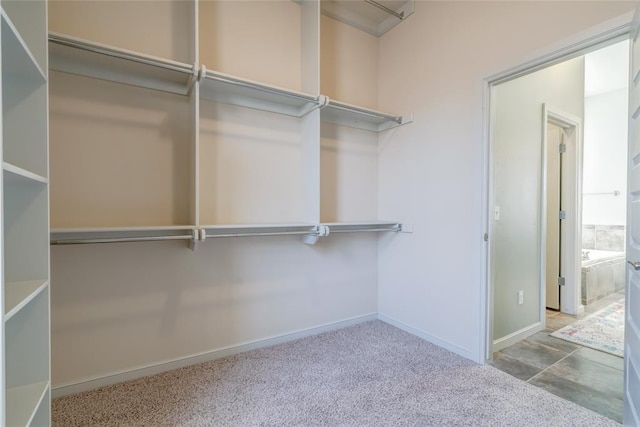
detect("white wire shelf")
(50, 222), (404, 245)
(50, 226), (197, 245)
(200, 223), (319, 239)
(48, 32), (197, 95)
(47, 34), (412, 130)
(321, 99), (411, 132)
(321, 221), (402, 233)
(320, 0), (414, 37)
(199, 69), (322, 117)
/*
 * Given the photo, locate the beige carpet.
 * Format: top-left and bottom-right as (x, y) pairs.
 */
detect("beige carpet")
(53, 321), (618, 426)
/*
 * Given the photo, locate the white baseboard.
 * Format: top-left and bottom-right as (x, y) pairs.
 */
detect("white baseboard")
(492, 322), (544, 353)
(52, 313), (378, 398)
(377, 314), (476, 361)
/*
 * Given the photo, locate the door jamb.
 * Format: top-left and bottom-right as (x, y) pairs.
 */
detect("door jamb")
(543, 105), (583, 317)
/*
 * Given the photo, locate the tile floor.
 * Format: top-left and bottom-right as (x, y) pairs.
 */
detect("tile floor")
(490, 292), (625, 423)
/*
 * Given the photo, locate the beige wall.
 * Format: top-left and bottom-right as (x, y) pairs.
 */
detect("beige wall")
(49, 0), (195, 63)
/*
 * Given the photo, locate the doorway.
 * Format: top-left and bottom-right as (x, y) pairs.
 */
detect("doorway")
(544, 112), (580, 313)
(489, 41), (628, 352)
(487, 37), (629, 424)
(546, 122), (563, 311)
(542, 106), (583, 315)
(488, 58), (585, 352)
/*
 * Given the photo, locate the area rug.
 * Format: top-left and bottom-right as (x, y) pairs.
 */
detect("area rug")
(551, 299), (624, 357)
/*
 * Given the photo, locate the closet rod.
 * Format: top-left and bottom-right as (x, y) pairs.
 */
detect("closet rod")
(204, 230), (319, 239)
(50, 235), (194, 245)
(206, 73), (319, 104)
(364, 0), (405, 20)
(49, 33), (194, 75)
(329, 227), (401, 234)
(328, 102), (402, 123)
(583, 190), (621, 196)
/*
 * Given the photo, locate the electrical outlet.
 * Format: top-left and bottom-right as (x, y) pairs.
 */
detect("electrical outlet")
(518, 291), (524, 305)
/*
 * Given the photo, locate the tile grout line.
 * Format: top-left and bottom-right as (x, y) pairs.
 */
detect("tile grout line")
(526, 348), (579, 383)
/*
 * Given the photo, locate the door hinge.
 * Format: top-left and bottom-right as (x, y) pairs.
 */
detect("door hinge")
(483, 233), (489, 242)
(559, 143), (567, 153)
(558, 276), (565, 286)
(559, 210), (566, 220)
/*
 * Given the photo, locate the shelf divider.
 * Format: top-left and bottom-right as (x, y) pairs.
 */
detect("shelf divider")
(4, 280), (49, 321)
(3, 162), (48, 185)
(6, 381), (49, 427)
(1, 12), (46, 83)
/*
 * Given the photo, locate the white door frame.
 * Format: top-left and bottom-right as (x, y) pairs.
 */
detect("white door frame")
(481, 12), (633, 361)
(543, 105), (583, 317)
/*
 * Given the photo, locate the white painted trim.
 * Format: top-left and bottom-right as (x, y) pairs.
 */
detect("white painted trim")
(377, 314), (476, 361)
(480, 78), (494, 364)
(487, 12), (633, 86)
(492, 322), (545, 353)
(482, 11), (633, 363)
(540, 106), (550, 318)
(52, 313), (378, 398)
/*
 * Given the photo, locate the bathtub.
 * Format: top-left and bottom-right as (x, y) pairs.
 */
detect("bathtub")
(581, 249), (625, 305)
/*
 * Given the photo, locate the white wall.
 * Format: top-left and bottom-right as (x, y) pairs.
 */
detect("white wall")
(583, 89), (629, 225)
(377, 1), (634, 362)
(492, 58), (585, 340)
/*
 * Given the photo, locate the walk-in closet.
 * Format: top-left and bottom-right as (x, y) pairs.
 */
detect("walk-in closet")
(1, 1), (415, 422)
(4, 0), (640, 425)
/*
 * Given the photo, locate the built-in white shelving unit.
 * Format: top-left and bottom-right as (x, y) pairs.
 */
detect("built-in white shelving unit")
(1, 0), (50, 423)
(47, 0), (412, 247)
(320, 0), (414, 37)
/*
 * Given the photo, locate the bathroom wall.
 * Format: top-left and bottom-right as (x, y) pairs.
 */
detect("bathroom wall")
(581, 41), (629, 253)
(582, 224), (625, 252)
(582, 89), (628, 226)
